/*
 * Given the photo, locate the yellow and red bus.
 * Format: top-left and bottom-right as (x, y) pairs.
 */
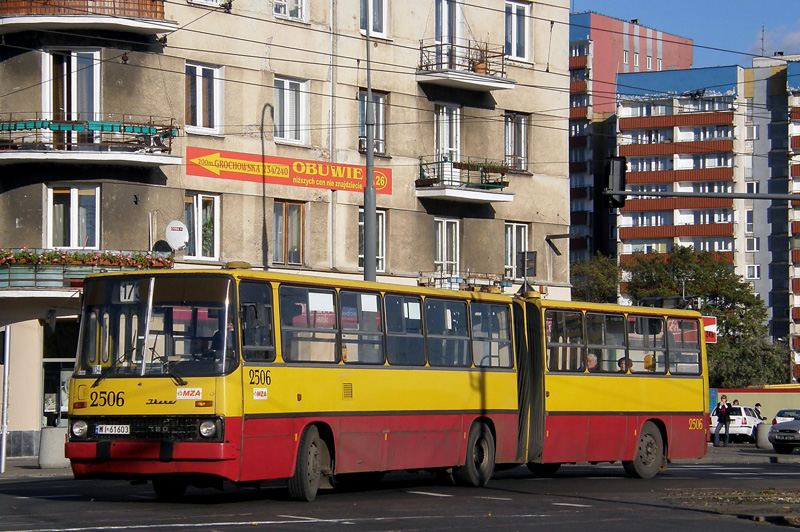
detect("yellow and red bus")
(66, 267), (708, 500)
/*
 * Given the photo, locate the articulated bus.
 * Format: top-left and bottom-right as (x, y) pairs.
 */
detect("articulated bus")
(66, 267), (708, 501)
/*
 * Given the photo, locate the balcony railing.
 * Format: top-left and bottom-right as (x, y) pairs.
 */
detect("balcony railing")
(0, 0), (165, 19)
(0, 115), (179, 154)
(417, 157), (510, 190)
(419, 40), (506, 77)
(416, 39), (514, 92)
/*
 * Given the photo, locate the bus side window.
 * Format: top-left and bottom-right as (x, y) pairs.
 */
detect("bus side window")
(385, 294), (425, 366)
(240, 282), (275, 362)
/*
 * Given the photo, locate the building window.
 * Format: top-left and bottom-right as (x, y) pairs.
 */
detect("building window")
(657, 58), (662, 71)
(274, 0), (305, 20)
(746, 264), (761, 279)
(185, 63), (222, 134)
(360, 0), (387, 37)
(505, 222), (528, 279)
(504, 1), (529, 60)
(746, 125), (760, 140)
(46, 50), (100, 147)
(358, 208), (386, 272)
(273, 200), (304, 265)
(647, 56), (652, 70)
(184, 193), (219, 260)
(634, 52), (639, 67)
(358, 90), (387, 154)
(274, 77), (307, 144)
(623, 50), (628, 64)
(434, 218), (459, 275)
(746, 181), (759, 195)
(746, 237), (760, 252)
(745, 209), (754, 234)
(504, 112), (528, 171)
(48, 186), (99, 249)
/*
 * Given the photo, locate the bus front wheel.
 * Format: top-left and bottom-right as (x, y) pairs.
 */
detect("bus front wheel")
(623, 421), (663, 479)
(454, 422), (495, 487)
(288, 425), (322, 501)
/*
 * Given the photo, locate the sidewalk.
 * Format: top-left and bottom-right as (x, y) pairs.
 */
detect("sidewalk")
(0, 443), (798, 481)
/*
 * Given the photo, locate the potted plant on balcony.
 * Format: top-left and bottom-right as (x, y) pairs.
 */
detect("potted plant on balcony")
(471, 42), (489, 75)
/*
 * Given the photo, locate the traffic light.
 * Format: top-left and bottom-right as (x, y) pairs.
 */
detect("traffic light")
(604, 156), (626, 208)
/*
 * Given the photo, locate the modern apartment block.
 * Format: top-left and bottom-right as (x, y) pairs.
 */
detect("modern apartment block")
(568, 12), (692, 263)
(0, 1), (571, 457)
(615, 63), (795, 374)
(787, 60), (800, 379)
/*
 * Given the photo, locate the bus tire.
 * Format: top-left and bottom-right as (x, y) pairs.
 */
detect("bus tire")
(288, 425), (322, 502)
(526, 462), (561, 477)
(623, 421), (663, 479)
(454, 422), (495, 487)
(152, 476), (188, 501)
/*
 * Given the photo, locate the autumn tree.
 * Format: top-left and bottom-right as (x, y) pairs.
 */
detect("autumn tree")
(624, 246), (789, 387)
(570, 253), (621, 303)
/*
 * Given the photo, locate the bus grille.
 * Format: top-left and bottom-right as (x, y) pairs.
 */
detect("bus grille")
(80, 416), (222, 441)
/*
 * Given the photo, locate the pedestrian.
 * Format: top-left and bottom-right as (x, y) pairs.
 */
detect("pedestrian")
(754, 402), (765, 421)
(714, 395), (731, 447)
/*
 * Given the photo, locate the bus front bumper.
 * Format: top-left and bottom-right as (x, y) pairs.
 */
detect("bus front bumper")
(65, 440), (239, 479)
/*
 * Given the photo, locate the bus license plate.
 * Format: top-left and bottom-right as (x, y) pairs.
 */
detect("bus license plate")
(95, 425), (130, 435)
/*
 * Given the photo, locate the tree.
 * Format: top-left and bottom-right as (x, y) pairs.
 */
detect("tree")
(624, 246), (789, 387)
(570, 253), (621, 303)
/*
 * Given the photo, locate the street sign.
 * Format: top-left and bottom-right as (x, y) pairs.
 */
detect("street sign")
(702, 316), (718, 344)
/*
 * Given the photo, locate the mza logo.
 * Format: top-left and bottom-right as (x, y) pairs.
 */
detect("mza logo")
(176, 388), (202, 400)
(253, 388), (269, 401)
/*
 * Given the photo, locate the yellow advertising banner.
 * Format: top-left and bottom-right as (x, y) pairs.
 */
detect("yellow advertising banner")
(186, 147), (392, 194)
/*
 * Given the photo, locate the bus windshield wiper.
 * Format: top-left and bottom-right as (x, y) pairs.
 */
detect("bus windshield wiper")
(92, 347), (136, 388)
(149, 347), (188, 387)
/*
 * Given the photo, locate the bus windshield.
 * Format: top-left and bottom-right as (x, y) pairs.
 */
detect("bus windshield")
(76, 275), (238, 379)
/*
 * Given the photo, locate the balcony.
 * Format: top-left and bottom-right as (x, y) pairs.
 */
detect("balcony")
(618, 111), (733, 131)
(0, 0), (177, 35)
(416, 157), (513, 204)
(618, 139), (733, 157)
(416, 40), (515, 92)
(0, 115), (181, 167)
(0, 249), (172, 289)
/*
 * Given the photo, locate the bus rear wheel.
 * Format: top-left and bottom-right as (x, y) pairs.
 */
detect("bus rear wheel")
(623, 421), (663, 479)
(288, 425), (322, 501)
(454, 422), (495, 487)
(152, 476), (188, 501)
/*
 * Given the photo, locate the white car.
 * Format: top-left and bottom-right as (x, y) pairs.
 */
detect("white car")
(709, 405), (763, 443)
(772, 409), (800, 425)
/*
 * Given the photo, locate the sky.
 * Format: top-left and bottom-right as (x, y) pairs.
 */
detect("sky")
(571, 1), (800, 68)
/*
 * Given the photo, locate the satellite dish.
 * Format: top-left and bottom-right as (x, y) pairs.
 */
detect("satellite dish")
(165, 220), (189, 251)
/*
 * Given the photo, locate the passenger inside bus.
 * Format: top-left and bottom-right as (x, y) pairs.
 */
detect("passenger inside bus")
(617, 357), (630, 373)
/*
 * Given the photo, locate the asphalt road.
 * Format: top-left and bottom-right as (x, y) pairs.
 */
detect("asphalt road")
(1, 448), (799, 531)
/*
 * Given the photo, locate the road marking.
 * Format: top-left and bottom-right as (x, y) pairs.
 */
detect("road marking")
(474, 496), (513, 501)
(552, 502), (592, 508)
(406, 491), (453, 498)
(711, 472), (762, 476)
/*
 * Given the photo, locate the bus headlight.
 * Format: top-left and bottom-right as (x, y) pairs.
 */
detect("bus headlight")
(198, 420), (217, 438)
(71, 420), (88, 438)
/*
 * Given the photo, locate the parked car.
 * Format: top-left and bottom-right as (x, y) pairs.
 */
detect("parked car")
(709, 405), (763, 442)
(768, 419), (800, 454)
(772, 409), (800, 425)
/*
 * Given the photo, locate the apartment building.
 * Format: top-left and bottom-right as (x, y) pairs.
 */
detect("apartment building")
(0, 1), (570, 458)
(615, 63), (793, 365)
(568, 12), (692, 263)
(786, 59), (800, 379)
